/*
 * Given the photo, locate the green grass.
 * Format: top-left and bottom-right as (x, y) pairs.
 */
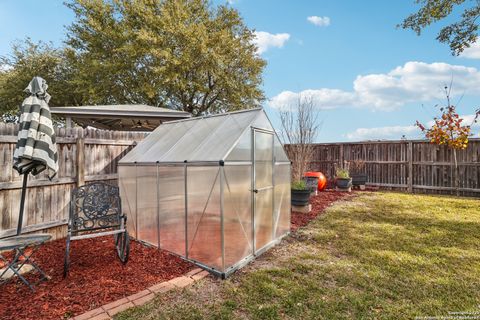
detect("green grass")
(116, 192), (480, 320)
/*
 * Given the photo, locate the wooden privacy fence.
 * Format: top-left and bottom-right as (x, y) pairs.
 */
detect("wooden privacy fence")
(287, 139), (480, 197)
(0, 123), (147, 239)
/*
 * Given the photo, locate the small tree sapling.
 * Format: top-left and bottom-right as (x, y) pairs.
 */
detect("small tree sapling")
(415, 86), (479, 196)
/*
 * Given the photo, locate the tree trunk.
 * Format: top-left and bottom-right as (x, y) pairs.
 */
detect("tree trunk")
(453, 148), (460, 196)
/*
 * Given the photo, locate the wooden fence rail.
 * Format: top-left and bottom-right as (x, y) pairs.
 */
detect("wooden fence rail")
(0, 123), (147, 239)
(2, 126), (479, 239)
(287, 139), (480, 197)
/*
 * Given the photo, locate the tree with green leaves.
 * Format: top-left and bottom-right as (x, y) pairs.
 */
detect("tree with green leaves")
(0, 0), (265, 119)
(65, 0), (265, 116)
(400, 0), (480, 55)
(0, 40), (78, 116)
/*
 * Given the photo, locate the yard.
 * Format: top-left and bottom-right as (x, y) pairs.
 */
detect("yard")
(116, 192), (480, 320)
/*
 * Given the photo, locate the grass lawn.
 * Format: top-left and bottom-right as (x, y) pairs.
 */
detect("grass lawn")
(116, 192), (480, 320)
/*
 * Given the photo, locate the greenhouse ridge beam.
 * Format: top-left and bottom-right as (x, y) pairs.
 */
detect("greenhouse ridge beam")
(161, 107), (263, 125)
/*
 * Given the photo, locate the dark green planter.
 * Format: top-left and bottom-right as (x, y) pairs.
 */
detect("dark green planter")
(351, 174), (367, 186)
(291, 189), (310, 206)
(335, 178), (352, 189)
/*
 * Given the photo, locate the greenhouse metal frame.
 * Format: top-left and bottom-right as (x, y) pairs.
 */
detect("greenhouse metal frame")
(118, 108), (291, 278)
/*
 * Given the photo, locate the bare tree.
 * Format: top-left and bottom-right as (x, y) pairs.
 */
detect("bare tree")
(279, 95), (321, 182)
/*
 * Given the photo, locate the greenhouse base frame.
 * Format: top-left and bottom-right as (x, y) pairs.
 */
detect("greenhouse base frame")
(136, 232), (289, 279)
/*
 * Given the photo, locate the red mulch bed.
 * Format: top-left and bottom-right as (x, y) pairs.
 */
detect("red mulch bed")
(0, 237), (194, 320)
(291, 190), (356, 231)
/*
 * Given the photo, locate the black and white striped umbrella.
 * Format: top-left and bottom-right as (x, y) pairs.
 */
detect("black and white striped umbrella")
(12, 76), (58, 235)
(13, 76), (58, 179)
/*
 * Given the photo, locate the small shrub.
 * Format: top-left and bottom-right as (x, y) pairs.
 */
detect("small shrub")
(349, 160), (365, 174)
(335, 168), (350, 179)
(291, 180), (308, 190)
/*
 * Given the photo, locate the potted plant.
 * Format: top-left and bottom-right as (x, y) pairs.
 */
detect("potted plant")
(303, 175), (319, 196)
(349, 160), (367, 189)
(335, 163), (352, 191)
(278, 95), (321, 207)
(291, 180), (311, 206)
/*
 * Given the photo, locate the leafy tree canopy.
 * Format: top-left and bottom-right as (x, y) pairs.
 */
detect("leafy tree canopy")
(400, 0), (480, 55)
(0, 40), (78, 115)
(0, 0), (266, 117)
(65, 0), (265, 116)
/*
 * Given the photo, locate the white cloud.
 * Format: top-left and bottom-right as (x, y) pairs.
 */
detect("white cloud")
(461, 113), (480, 126)
(460, 42), (480, 59)
(345, 125), (419, 141)
(252, 31), (290, 55)
(269, 89), (355, 110)
(345, 113), (479, 141)
(269, 61), (480, 111)
(307, 16), (331, 27)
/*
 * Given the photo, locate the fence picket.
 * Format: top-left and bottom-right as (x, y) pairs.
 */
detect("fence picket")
(286, 139), (480, 197)
(0, 123), (147, 239)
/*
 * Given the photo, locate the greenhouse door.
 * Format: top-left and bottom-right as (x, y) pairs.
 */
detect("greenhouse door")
(253, 129), (274, 253)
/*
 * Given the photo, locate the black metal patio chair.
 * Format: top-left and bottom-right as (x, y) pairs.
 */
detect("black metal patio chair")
(63, 182), (129, 277)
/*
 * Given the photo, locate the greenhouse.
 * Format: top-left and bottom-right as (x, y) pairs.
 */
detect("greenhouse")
(118, 108), (291, 277)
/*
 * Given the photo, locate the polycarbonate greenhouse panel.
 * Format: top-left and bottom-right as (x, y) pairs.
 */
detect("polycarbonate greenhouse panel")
(274, 136), (290, 162)
(274, 163), (291, 238)
(223, 165), (253, 268)
(140, 120), (197, 162)
(161, 116), (225, 162)
(254, 188), (274, 251)
(118, 166), (138, 238)
(136, 166), (158, 247)
(157, 166), (186, 256)
(254, 132), (273, 189)
(186, 166), (222, 270)
(120, 121), (181, 163)
(187, 116), (241, 162)
(189, 111), (257, 162)
(252, 111), (273, 131)
(225, 129), (251, 162)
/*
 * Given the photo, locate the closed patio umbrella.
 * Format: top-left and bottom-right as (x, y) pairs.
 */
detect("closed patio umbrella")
(13, 76), (58, 235)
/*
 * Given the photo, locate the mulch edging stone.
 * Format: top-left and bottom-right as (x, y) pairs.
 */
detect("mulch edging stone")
(72, 268), (209, 320)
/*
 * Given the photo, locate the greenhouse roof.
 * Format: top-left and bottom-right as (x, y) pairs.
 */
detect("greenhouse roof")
(119, 108), (286, 163)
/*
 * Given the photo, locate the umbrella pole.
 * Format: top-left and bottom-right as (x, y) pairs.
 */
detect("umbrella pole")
(16, 172), (29, 236)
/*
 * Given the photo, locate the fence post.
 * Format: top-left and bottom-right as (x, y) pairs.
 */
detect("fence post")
(407, 141), (413, 193)
(339, 144), (344, 165)
(76, 137), (85, 187)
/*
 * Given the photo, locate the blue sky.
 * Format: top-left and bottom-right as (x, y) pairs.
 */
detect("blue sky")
(1, 0), (479, 142)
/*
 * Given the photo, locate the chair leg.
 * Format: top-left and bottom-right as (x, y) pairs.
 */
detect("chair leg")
(63, 234), (71, 278)
(115, 231), (130, 264)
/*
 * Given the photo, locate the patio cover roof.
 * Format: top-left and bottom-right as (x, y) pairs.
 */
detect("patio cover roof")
(50, 104), (191, 131)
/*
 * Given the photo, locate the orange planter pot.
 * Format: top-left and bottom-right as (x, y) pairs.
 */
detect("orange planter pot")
(304, 171), (327, 191)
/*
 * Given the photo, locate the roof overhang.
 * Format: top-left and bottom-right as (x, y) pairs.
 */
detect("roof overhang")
(50, 104), (191, 131)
